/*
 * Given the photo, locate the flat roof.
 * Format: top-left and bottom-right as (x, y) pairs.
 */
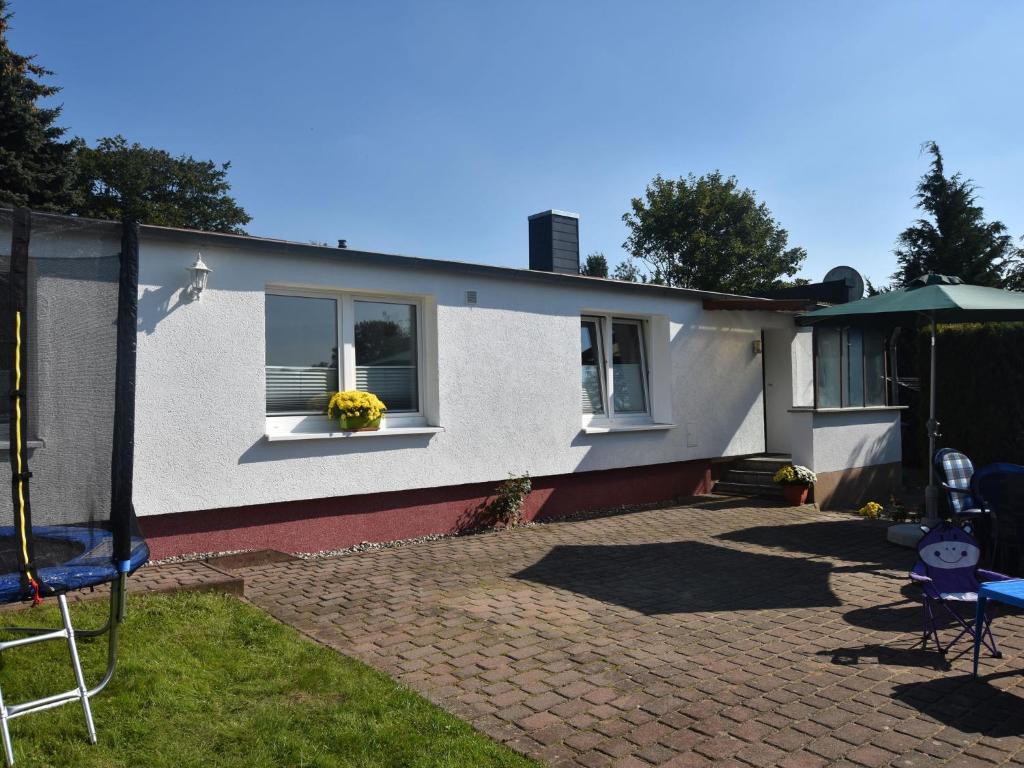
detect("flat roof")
(704, 298), (819, 312)
(527, 209), (580, 220)
(4, 207), (792, 308)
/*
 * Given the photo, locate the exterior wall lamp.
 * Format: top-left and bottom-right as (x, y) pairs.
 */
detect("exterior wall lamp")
(186, 253), (212, 301)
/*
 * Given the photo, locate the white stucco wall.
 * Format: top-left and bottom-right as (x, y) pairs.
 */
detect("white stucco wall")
(807, 409), (903, 473)
(3, 213), (911, 519)
(129, 233), (798, 516)
(790, 408), (902, 474)
(789, 411), (816, 471)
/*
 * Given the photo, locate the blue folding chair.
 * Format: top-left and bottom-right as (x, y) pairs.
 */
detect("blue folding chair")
(934, 448), (988, 520)
(972, 463), (1024, 577)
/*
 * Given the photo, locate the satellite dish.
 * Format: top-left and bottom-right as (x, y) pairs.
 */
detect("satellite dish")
(823, 265), (865, 303)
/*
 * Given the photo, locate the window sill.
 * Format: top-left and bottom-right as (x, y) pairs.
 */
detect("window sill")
(581, 422), (675, 435)
(265, 413), (439, 441)
(265, 426), (444, 442)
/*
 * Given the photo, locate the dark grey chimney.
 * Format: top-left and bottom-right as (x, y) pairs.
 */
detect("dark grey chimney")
(528, 210), (580, 274)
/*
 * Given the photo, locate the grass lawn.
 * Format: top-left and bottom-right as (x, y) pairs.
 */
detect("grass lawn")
(0, 591), (537, 768)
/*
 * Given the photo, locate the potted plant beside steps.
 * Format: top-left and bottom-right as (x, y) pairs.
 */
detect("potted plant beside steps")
(773, 464), (817, 506)
(327, 390), (387, 431)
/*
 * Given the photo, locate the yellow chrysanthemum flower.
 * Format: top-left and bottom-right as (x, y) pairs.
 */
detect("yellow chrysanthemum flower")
(858, 501), (883, 519)
(327, 390), (387, 422)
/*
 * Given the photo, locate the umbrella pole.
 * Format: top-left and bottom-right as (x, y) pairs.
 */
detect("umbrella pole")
(924, 314), (940, 526)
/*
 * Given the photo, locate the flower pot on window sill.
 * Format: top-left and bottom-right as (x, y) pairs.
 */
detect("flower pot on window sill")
(781, 484), (810, 506)
(337, 415), (382, 432)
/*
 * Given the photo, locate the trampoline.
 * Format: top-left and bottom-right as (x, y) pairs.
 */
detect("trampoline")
(0, 208), (149, 765)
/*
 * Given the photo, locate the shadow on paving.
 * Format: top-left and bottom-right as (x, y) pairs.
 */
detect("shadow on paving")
(840, 584), (936, 633)
(842, 584), (987, 631)
(817, 642), (951, 671)
(716, 519), (916, 572)
(687, 496), (790, 513)
(828, 584), (980, 670)
(513, 540), (840, 615)
(891, 673), (1024, 737)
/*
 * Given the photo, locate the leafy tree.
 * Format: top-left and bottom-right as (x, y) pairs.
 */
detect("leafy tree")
(71, 135), (250, 232)
(892, 142), (1019, 287)
(0, 0), (77, 210)
(580, 252), (609, 278)
(355, 319), (410, 364)
(612, 260), (640, 282)
(620, 172), (806, 294)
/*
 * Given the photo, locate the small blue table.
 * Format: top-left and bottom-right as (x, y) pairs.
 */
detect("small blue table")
(974, 579), (1024, 676)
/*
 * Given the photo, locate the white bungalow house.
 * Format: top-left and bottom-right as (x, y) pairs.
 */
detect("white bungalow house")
(2, 208), (904, 558)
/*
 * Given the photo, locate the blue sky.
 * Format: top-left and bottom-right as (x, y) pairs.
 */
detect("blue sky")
(12, 1), (1024, 285)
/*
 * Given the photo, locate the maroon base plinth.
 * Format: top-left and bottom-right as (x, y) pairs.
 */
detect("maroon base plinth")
(140, 459), (714, 558)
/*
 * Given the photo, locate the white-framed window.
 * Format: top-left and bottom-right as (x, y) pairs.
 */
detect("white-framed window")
(265, 290), (424, 425)
(580, 315), (652, 424)
(814, 326), (888, 408)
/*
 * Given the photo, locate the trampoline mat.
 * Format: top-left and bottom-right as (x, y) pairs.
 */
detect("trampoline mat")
(0, 535), (85, 574)
(0, 526), (149, 603)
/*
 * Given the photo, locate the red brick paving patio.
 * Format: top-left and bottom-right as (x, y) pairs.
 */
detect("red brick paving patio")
(218, 500), (1024, 766)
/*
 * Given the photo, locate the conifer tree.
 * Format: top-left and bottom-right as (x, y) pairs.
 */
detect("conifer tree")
(893, 142), (1019, 287)
(0, 0), (77, 210)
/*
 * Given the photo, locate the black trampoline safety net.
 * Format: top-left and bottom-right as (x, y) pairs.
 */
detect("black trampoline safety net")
(0, 208), (148, 604)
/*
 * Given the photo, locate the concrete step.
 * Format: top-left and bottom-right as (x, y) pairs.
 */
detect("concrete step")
(712, 453), (794, 500)
(733, 454), (792, 473)
(712, 481), (785, 499)
(719, 469), (777, 486)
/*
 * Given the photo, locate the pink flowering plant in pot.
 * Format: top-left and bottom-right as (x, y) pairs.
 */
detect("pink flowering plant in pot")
(772, 464), (816, 506)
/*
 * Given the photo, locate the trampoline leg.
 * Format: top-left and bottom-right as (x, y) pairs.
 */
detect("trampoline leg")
(0, 684), (15, 766)
(57, 596), (96, 745)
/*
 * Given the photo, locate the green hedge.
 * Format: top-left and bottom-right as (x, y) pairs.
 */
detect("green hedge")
(918, 323), (1024, 468)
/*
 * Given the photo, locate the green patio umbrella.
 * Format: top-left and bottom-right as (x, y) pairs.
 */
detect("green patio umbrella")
(798, 273), (1024, 523)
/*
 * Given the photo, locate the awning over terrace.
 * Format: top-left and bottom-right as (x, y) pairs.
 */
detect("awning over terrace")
(798, 273), (1024, 525)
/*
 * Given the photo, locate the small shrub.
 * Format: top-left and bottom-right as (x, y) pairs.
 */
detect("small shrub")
(858, 501), (883, 519)
(487, 474), (532, 528)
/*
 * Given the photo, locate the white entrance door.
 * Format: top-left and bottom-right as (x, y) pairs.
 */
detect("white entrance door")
(762, 329), (794, 454)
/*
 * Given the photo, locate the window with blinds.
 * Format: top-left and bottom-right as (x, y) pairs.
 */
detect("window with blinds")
(580, 318), (605, 414)
(814, 326), (887, 409)
(611, 320), (647, 414)
(580, 315), (651, 421)
(265, 295), (338, 414)
(354, 300), (418, 412)
(265, 292), (421, 418)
